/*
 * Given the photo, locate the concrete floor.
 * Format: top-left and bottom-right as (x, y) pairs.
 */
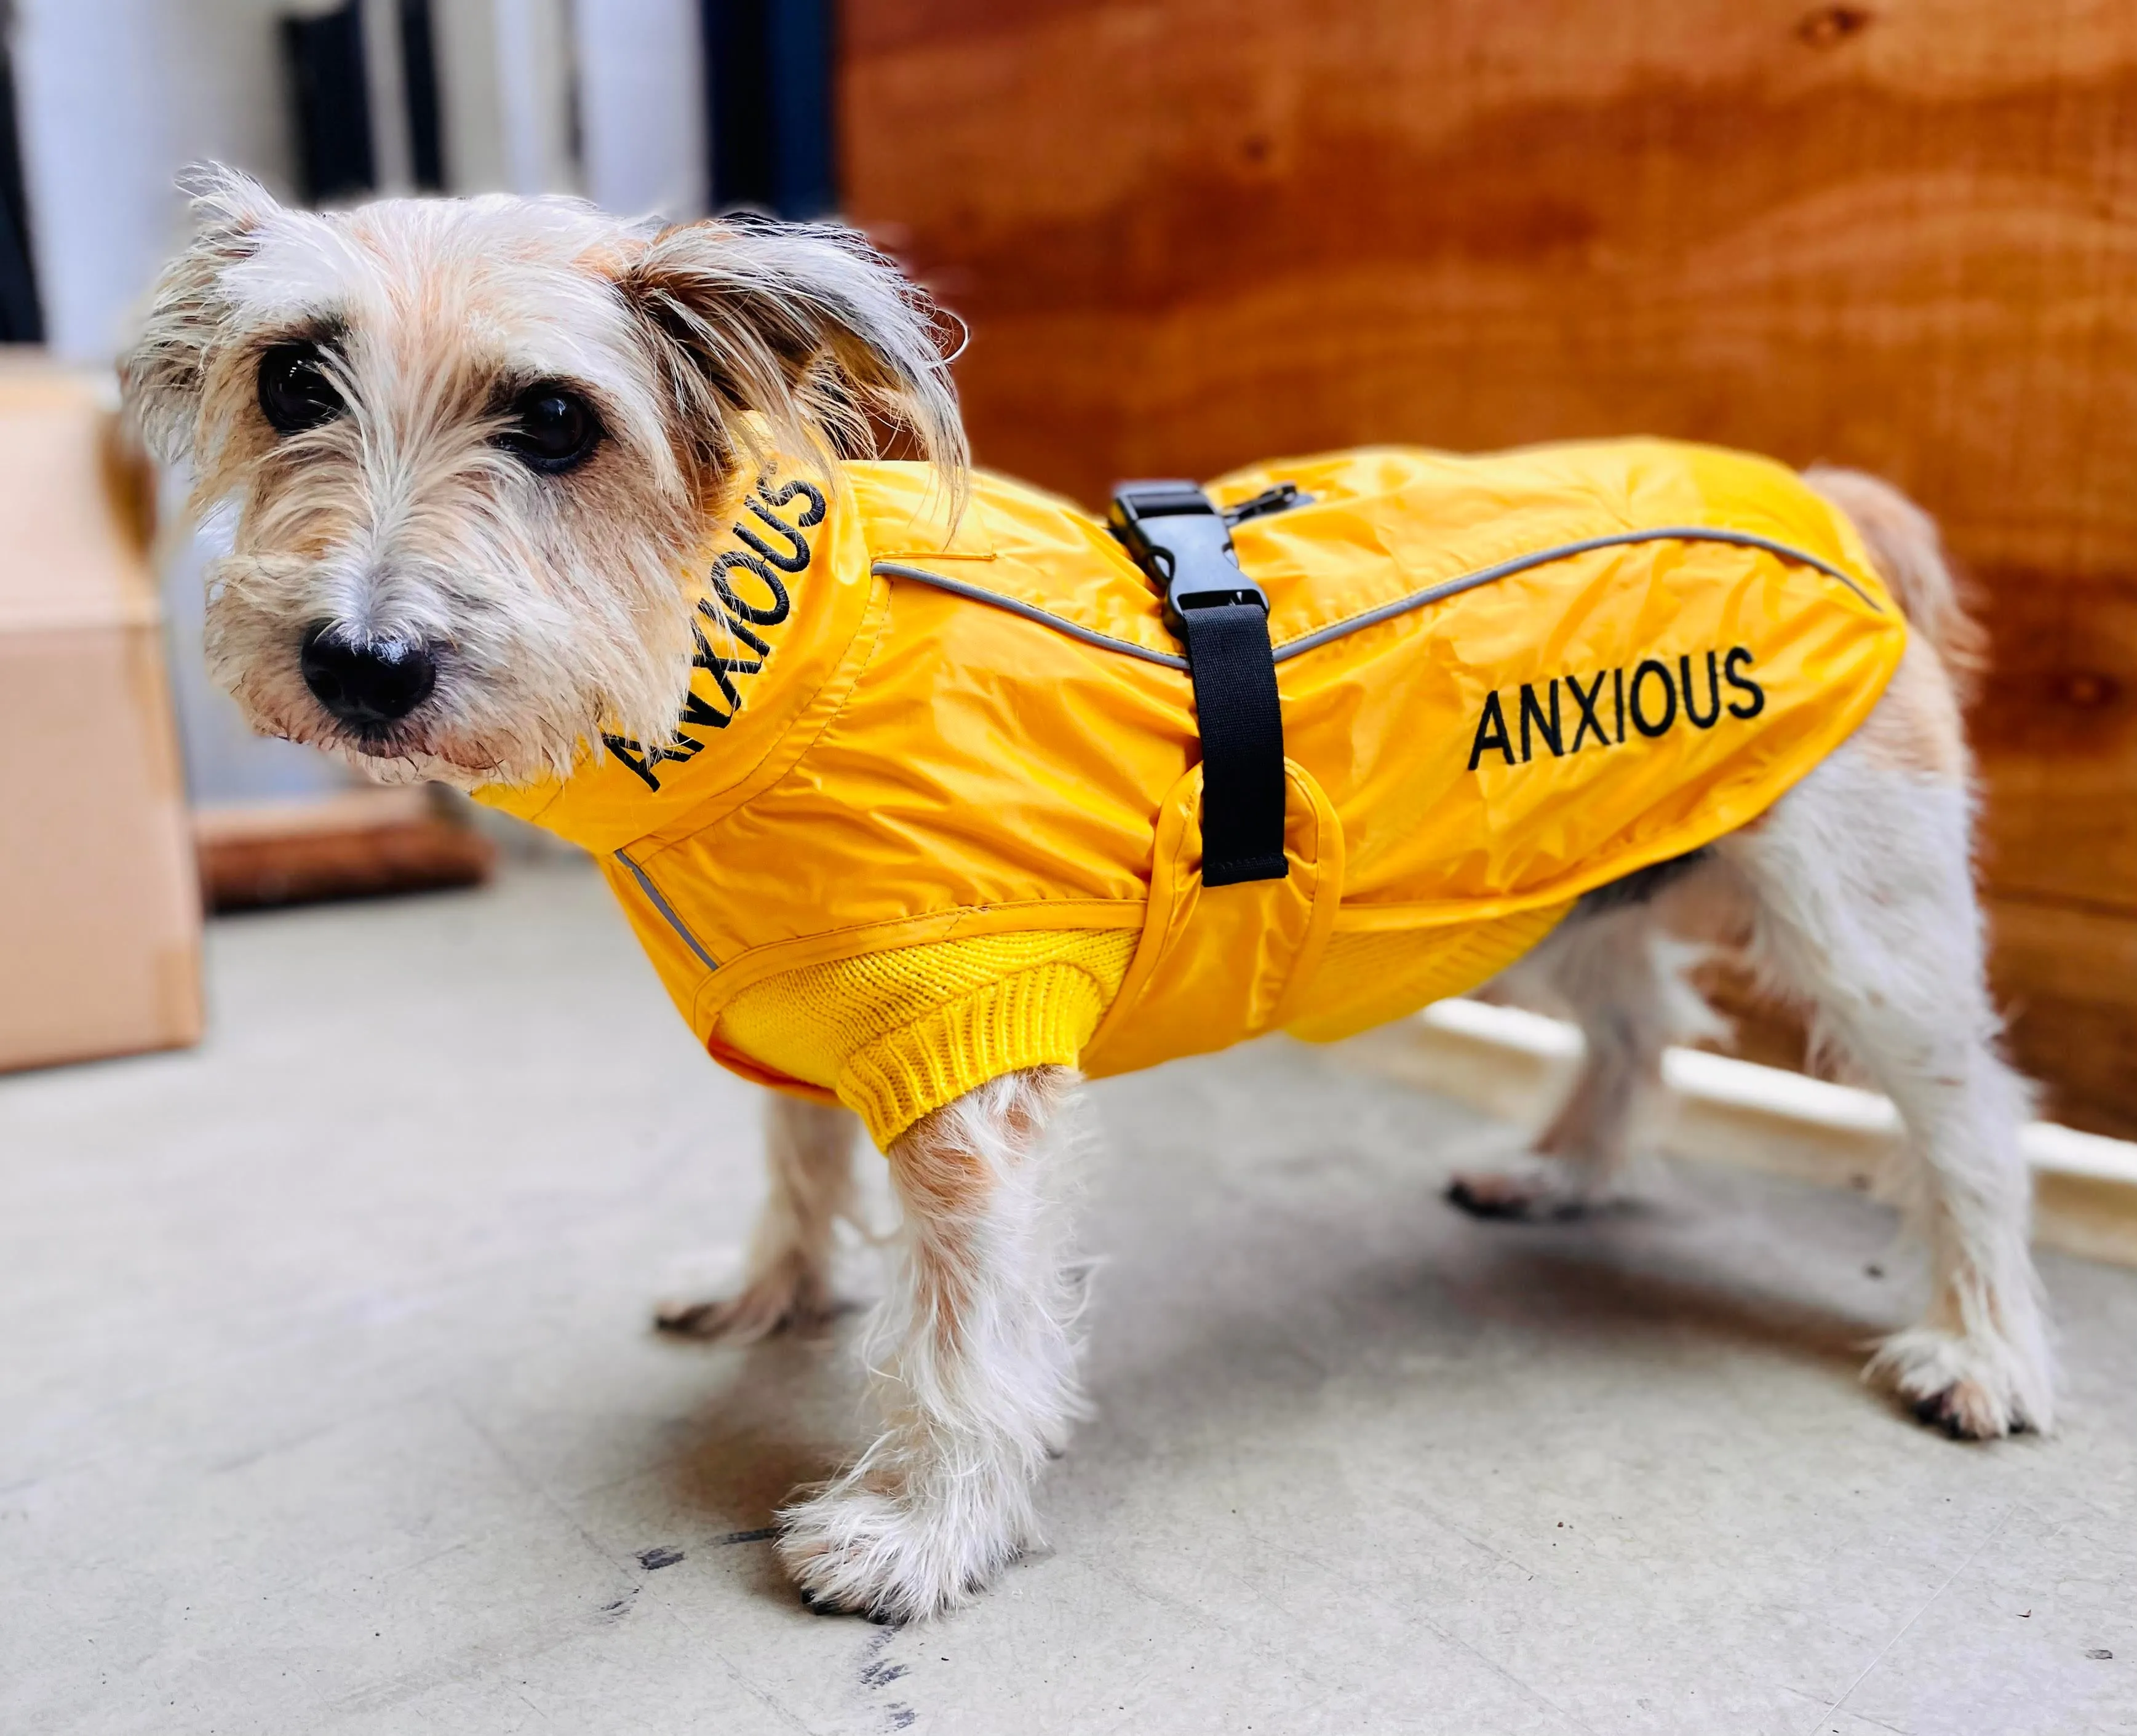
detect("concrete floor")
(4, 861), (2135, 1736)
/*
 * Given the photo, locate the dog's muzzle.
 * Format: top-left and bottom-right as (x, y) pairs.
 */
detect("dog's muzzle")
(300, 622), (440, 729)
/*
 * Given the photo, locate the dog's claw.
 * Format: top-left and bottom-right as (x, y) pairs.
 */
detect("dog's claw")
(1444, 1171), (1586, 1222)
(653, 1281), (842, 1344)
(798, 1584), (900, 1624)
(1909, 1380), (2022, 1441)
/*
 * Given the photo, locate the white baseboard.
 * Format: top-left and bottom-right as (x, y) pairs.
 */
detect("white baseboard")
(1332, 997), (2137, 1269)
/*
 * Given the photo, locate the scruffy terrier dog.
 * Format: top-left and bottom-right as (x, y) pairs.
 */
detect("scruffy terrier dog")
(125, 168), (2051, 1622)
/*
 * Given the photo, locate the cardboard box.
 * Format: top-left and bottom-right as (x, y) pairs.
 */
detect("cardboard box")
(0, 362), (201, 1070)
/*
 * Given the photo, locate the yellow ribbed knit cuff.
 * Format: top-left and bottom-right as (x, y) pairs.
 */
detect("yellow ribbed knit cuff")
(837, 962), (1107, 1150)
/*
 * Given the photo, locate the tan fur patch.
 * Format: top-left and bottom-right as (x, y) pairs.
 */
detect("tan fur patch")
(1850, 637), (1970, 781)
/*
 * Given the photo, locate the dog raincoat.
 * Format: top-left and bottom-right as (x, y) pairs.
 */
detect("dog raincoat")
(475, 440), (1906, 1149)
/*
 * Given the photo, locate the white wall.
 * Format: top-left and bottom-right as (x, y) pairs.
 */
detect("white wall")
(430, 0), (579, 197)
(11, 0), (302, 364)
(573, 0), (704, 221)
(430, 0), (704, 212)
(493, 0), (578, 196)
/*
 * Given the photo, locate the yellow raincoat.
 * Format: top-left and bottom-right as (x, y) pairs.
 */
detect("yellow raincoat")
(476, 440), (1904, 1150)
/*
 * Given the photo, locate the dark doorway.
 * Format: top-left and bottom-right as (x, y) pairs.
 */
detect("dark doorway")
(0, 2), (42, 343)
(398, 0), (446, 192)
(701, 0), (835, 218)
(282, 1), (376, 206)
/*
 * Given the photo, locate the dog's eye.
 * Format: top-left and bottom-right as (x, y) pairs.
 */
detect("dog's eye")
(257, 343), (343, 434)
(499, 386), (601, 474)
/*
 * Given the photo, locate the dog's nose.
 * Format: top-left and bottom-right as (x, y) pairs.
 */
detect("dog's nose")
(299, 623), (439, 726)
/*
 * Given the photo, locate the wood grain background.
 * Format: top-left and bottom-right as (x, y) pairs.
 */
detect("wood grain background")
(840, 0), (2137, 1134)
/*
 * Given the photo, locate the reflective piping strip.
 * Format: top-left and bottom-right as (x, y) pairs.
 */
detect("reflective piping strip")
(874, 561), (1189, 670)
(1268, 526), (1883, 664)
(876, 527), (1880, 672)
(614, 848), (718, 973)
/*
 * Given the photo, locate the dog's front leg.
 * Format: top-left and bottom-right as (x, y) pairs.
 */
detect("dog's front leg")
(656, 1094), (858, 1342)
(778, 1067), (1084, 1621)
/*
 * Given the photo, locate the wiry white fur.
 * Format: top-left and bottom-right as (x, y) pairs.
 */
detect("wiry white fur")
(1453, 908), (1726, 1217)
(776, 1069), (1088, 1622)
(1722, 749), (2053, 1435)
(1467, 741), (2054, 1435)
(656, 1096), (859, 1342)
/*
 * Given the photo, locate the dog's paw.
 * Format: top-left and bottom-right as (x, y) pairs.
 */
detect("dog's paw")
(653, 1262), (837, 1344)
(776, 1475), (1033, 1623)
(1444, 1163), (1593, 1222)
(1868, 1328), (2053, 1440)
(1910, 1382), (2020, 1441)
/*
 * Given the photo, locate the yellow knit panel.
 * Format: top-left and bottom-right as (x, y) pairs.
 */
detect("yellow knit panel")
(717, 929), (1136, 1148)
(1284, 906), (1571, 1044)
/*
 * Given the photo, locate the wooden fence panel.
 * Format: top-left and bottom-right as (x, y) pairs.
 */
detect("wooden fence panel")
(842, 0), (2137, 1134)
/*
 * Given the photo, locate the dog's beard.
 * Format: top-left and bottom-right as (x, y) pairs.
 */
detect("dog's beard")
(215, 667), (514, 789)
(319, 725), (515, 788)
(221, 673), (610, 791)
(204, 568), (695, 794)
(236, 696), (594, 790)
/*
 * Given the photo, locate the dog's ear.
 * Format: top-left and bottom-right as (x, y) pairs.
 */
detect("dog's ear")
(613, 216), (968, 506)
(120, 164), (284, 466)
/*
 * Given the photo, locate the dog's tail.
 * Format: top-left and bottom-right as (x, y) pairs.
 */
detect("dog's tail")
(1805, 465), (1988, 703)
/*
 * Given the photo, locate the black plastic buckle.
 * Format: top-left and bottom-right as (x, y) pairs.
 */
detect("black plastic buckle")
(1108, 480), (1270, 635)
(1109, 480), (1289, 886)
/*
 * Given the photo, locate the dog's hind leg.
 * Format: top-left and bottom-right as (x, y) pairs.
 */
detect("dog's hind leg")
(778, 1067), (1085, 1621)
(1719, 733), (2053, 1439)
(1447, 894), (1719, 1221)
(656, 1094), (858, 1342)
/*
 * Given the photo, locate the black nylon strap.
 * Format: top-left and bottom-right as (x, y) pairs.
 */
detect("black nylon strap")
(1179, 600), (1289, 884)
(1108, 480), (1289, 885)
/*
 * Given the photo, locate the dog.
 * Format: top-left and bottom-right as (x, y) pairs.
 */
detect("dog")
(122, 167), (2051, 1623)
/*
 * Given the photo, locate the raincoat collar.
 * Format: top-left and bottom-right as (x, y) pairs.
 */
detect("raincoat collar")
(473, 457), (883, 856)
